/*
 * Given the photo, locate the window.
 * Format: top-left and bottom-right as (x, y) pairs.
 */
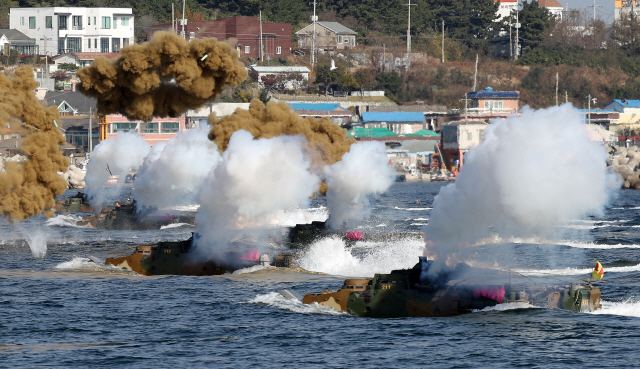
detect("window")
(87, 17), (90, 25)
(72, 16), (82, 30)
(20, 17), (24, 26)
(276, 46), (281, 55)
(337, 35), (343, 43)
(58, 39), (65, 54)
(112, 38), (120, 52)
(113, 16), (117, 29)
(161, 122), (179, 133)
(94, 17), (96, 26)
(59, 15), (68, 30)
(100, 37), (109, 53)
(244, 45), (250, 54)
(112, 122), (138, 132)
(101, 16), (110, 29)
(67, 37), (81, 53)
(94, 39), (97, 49)
(87, 38), (91, 49)
(46, 16), (52, 29)
(122, 17), (129, 26)
(29, 16), (35, 29)
(467, 132), (472, 140)
(141, 122), (158, 134)
(123, 38), (129, 47)
(483, 100), (503, 112)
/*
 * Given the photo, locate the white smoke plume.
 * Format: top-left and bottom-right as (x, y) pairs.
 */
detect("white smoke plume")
(194, 130), (320, 256)
(84, 131), (150, 207)
(134, 129), (221, 209)
(324, 141), (396, 228)
(423, 104), (620, 267)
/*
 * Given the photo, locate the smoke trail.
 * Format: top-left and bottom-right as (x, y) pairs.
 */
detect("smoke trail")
(208, 100), (355, 192)
(324, 141), (396, 228)
(0, 67), (68, 221)
(422, 104), (620, 268)
(84, 131), (150, 206)
(194, 130), (320, 257)
(77, 31), (247, 121)
(134, 128), (221, 208)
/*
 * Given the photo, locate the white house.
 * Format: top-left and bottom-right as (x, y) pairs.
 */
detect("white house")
(494, 0), (518, 20)
(539, 0), (563, 19)
(10, 7), (134, 56)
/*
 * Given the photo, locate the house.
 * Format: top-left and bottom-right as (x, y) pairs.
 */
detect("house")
(361, 112), (426, 135)
(441, 120), (488, 171)
(146, 16), (292, 58)
(249, 66), (311, 90)
(52, 52), (119, 69)
(105, 114), (187, 146)
(287, 102), (354, 125)
(604, 99), (640, 134)
(539, 0), (563, 19)
(10, 7), (134, 55)
(494, 0), (518, 20)
(367, 104), (448, 132)
(0, 29), (37, 55)
(463, 87), (519, 121)
(186, 102), (251, 128)
(44, 90), (96, 116)
(296, 22), (357, 51)
(615, 0), (640, 20)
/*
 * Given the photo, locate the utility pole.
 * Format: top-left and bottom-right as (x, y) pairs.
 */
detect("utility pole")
(310, 0), (317, 67)
(555, 71), (559, 105)
(89, 107), (93, 153)
(515, 8), (520, 60)
(172, 3), (175, 34)
(40, 37), (51, 79)
(589, 0), (601, 21)
(441, 20), (445, 63)
(383, 44), (386, 72)
(259, 11), (264, 62)
(509, 14), (512, 60)
(565, 91), (568, 104)
(588, 94), (592, 124)
(181, 0), (186, 39)
(473, 54), (478, 91)
(403, 0), (416, 71)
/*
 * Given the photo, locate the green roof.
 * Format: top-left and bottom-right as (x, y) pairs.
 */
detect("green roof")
(348, 127), (398, 138)
(405, 129), (440, 137)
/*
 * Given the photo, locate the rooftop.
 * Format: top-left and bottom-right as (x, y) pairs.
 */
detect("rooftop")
(296, 22), (357, 35)
(362, 112), (425, 123)
(288, 103), (346, 111)
(467, 88), (520, 99)
(250, 66), (311, 73)
(348, 127), (398, 138)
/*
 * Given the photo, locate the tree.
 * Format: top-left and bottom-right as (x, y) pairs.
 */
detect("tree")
(354, 69), (377, 92)
(50, 70), (68, 81)
(58, 63), (79, 72)
(612, 12), (640, 55)
(375, 71), (402, 99)
(519, 0), (551, 52)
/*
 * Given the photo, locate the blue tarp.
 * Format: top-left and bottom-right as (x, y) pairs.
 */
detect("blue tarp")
(362, 112), (425, 123)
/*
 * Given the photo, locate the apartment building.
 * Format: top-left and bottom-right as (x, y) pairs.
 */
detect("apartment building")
(10, 7), (134, 56)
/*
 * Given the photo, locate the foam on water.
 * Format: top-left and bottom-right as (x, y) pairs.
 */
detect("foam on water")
(267, 206), (328, 227)
(232, 265), (272, 274)
(590, 298), (640, 317)
(475, 301), (538, 313)
(23, 229), (47, 259)
(45, 214), (90, 228)
(159, 223), (193, 230)
(55, 257), (138, 275)
(514, 263), (640, 276)
(558, 241), (640, 249)
(249, 292), (346, 316)
(297, 236), (425, 277)
(394, 206), (432, 211)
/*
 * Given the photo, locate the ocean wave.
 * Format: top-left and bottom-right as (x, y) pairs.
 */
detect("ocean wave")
(393, 206), (432, 211)
(590, 298), (640, 317)
(249, 292), (346, 316)
(474, 301), (539, 313)
(513, 263), (640, 276)
(159, 223), (194, 230)
(45, 214), (90, 228)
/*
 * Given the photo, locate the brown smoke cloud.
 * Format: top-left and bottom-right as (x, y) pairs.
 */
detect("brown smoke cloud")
(0, 67), (68, 221)
(208, 100), (355, 192)
(77, 31), (247, 121)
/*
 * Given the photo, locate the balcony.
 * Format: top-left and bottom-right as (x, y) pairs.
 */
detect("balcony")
(72, 25), (83, 30)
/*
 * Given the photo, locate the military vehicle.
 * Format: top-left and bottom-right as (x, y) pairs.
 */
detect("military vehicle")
(286, 221), (423, 248)
(75, 199), (196, 230)
(279, 257), (602, 317)
(54, 192), (93, 213)
(89, 233), (295, 275)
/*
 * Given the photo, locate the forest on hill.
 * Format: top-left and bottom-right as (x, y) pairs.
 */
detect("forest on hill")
(5, 0), (640, 109)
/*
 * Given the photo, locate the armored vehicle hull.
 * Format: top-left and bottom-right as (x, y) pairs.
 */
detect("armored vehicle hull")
(54, 192), (92, 213)
(285, 258), (602, 317)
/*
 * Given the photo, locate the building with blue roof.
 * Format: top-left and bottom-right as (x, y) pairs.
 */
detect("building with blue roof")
(461, 87), (520, 121)
(361, 112), (426, 135)
(604, 100), (640, 134)
(288, 102), (353, 126)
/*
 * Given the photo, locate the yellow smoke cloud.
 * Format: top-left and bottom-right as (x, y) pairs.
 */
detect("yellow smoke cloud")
(0, 67), (68, 221)
(77, 31), (248, 121)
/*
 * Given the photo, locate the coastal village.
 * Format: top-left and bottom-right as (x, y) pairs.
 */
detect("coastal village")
(0, 1), (639, 187)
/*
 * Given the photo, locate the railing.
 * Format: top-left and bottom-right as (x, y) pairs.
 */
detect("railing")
(72, 25), (83, 30)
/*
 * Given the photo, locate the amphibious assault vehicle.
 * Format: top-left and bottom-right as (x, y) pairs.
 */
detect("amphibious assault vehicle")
(54, 192), (92, 213)
(279, 257), (602, 317)
(89, 234), (295, 275)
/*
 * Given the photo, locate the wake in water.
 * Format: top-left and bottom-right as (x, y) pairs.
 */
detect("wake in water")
(296, 236), (425, 277)
(45, 214), (91, 228)
(513, 263), (640, 276)
(250, 292), (346, 316)
(475, 302), (539, 313)
(591, 298), (640, 317)
(55, 257), (139, 275)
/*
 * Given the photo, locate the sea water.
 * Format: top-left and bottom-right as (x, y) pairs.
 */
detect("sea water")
(1, 182), (639, 368)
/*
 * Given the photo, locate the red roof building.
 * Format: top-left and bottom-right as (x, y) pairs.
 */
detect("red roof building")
(146, 16), (292, 59)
